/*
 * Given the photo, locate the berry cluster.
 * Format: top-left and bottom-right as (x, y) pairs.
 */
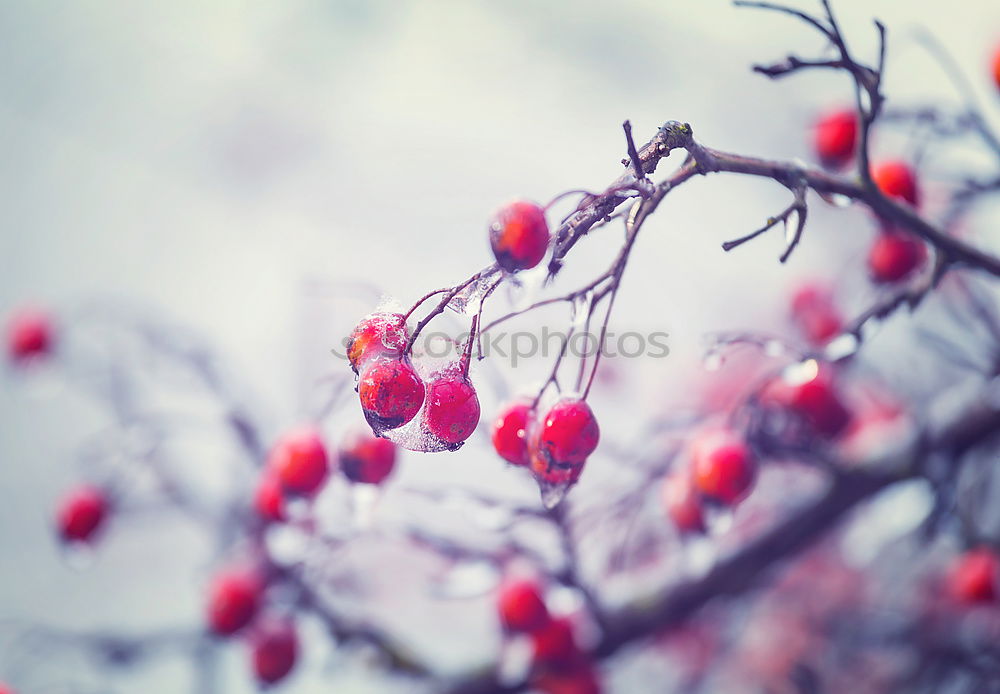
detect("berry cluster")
(492, 396), (600, 490)
(205, 566), (299, 684)
(346, 200), (601, 498)
(497, 577), (600, 694)
(812, 110), (927, 285)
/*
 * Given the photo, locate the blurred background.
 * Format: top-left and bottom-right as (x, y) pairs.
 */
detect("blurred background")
(1, 1), (999, 692)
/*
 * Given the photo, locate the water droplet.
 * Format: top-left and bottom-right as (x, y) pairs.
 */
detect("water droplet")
(703, 504), (734, 535)
(781, 358), (819, 386)
(349, 484), (381, 530)
(538, 479), (572, 509)
(497, 637), (533, 685)
(823, 333), (859, 361)
(265, 524), (312, 566)
(570, 291), (595, 331)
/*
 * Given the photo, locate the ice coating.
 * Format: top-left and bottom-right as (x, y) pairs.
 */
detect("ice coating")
(447, 268), (501, 315)
(363, 360), (482, 452)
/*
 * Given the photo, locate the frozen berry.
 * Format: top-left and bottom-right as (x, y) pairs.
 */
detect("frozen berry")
(867, 231), (926, 283)
(532, 664), (602, 694)
(790, 283), (842, 345)
(254, 471), (285, 522)
(993, 45), (1000, 92)
(250, 618), (298, 684)
(661, 472), (706, 533)
(7, 307), (53, 362)
(872, 160), (919, 207)
(690, 430), (756, 505)
(533, 398), (600, 467)
(532, 616), (579, 665)
(489, 200), (550, 273)
(358, 357), (425, 431)
(0, 684), (15, 694)
(347, 312), (408, 374)
(268, 428), (329, 496)
(813, 109), (857, 169)
(206, 568), (263, 636)
(424, 370), (481, 445)
(56, 485), (108, 544)
(497, 578), (550, 633)
(339, 429), (397, 485)
(762, 364), (852, 438)
(492, 400), (533, 466)
(949, 547), (998, 604)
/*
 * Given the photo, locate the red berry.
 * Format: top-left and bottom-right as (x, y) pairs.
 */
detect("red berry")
(762, 364), (851, 438)
(424, 370), (481, 445)
(497, 578), (550, 632)
(790, 283), (842, 345)
(867, 231), (926, 283)
(949, 548), (998, 604)
(661, 472), (706, 533)
(489, 200), (550, 273)
(358, 356), (425, 431)
(268, 428), (329, 496)
(250, 618), (298, 684)
(347, 312), (408, 374)
(532, 616), (579, 665)
(992, 45), (1000, 92)
(528, 398), (599, 486)
(532, 664), (602, 694)
(56, 485), (108, 543)
(0, 685), (15, 694)
(7, 307), (53, 362)
(872, 160), (919, 207)
(532, 398), (600, 467)
(690, 430), (756, 505)
(492, 400), (533, 465)
(206, 569), (263, 636)
(338, 429), (397, 485)
(813, 109), (857, 169)
(254, 471), (285, 522)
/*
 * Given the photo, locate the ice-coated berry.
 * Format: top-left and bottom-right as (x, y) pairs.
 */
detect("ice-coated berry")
(867, 232), (926, 283)
(690, 430), (756, 505)
(492, 400), (533, 466)
(813, 109), (857, 169)
(268, 428), (329, 496)
(497, 578), (550, 632)
(949, 547), (998, 605)
(993, 45), (1000, 92)
(358, 356), (425, 431)
(762, 364), (852, 438)
(531, 616), (579, 665)
(347, 312), (408, 374)
(533, 398), (600, 465)
(338, 429), (397, 485)
(56, 485), (108, 543)
(7, 307), (53, 362)
(661, 472), (706, 533)
(489, 200), (550, 273)
(250, 618), (298, 684)
(206, 568), (263, 636)
(424, 371), (481, 445)
(872, 160), (919, 207)
(254, 471), (285, 522)
(790, 282), (842, 345)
